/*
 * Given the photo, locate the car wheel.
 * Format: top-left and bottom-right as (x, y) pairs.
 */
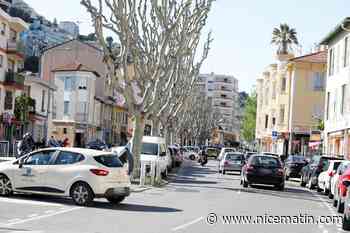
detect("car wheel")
(285, 175), (289, 181)
(107, 196), (125, 205)
(317, 187), (322, 193)
(0, 175), (12, 197)
(328, 191), (334, 199)
(222, 170), (226, 175)
(189, 155), (195, 160)
(334, 199), (338, 207)
(343, 214), (350, 231)
(337, 197), (345, 213)
(324, 188), (329, 196)
(71, 182), (94, 206)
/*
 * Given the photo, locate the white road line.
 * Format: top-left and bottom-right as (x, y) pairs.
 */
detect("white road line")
(28, 214), (39, 218)
(7, 218), (22, 222)
(4, 207), (82, 226)
(0, 197), (64, 207)
(171, 217), (204, 231)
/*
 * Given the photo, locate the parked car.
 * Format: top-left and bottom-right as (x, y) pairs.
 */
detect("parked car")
(330, 161), (350, 199)
(129, 136), (171, 177)
(206, 147), (220, 159)
(182, 146), (199, 161)
(283, 155), (308, 180)
(334, 165), (350, 213)
(300, 155), (340, 189)
(317, 160), (342, 194)
(86, 139), (108, 151)
(341, 180), (350, 230)
(218, 148), (236, 161)
(218, 152), (245, 174)
(241, 154), (285, 190)
(0, 148), (130, 206)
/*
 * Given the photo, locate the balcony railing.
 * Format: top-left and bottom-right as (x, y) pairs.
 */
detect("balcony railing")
(5, 71), (24, 86)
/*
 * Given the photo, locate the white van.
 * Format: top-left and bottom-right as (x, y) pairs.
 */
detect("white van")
(130, 136), (171, 176)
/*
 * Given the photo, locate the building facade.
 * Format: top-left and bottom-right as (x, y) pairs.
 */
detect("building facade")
(0, 6), (28, 143)
(321, 18), (350, 158)
(198, 73), (240, 143)
(256, 51), (326, 156)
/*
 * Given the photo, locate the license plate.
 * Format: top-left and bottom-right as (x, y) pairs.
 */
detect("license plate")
(259, 168), (272, 175)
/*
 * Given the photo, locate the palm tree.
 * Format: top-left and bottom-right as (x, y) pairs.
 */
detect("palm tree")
(271, 23), (298, 54)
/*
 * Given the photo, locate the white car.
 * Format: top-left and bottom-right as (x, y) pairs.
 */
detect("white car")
(318, 160), (342, 194)
(182, 147), (199, 161)
(129, 136), (170, 177)
(330, 161), (350, 199)
(0, 148), (131, 206)
(218, 148), (236, 161)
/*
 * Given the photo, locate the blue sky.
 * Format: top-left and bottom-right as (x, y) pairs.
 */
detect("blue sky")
(25, 0), (349, 92)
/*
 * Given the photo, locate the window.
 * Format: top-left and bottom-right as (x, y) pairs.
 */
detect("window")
(329, 48), (335, 76)
(9, 29), (17, 42)
(78, 78), (87, 90)
(141, 143), (159, 155)
(280, 105), (285, 124)
(334, 90), (337, 114)
(63, 128), (67, 134)
(24, 150), (56, 165)
(281, 77), (287, 93)
(94, 155), (123, 168)
(336, 45), (341, 73)
(54, 151), (84, 165)
(272, 117), (276, 126)
(41, 90), (45, 112)
(341, 84), (346, 115)
(0, 55), (3, 67)
(64, 101), (69, 115)
(272, 82), (276, 99)
(77, 102), (87, 114)
(265, 115), (269, 129)
(326, 92), (330, 120)
(4, 91), (12, 110)
(345, 37), (349, 67)
(313, 72), (325, 91)
(64, 77), (75, 91)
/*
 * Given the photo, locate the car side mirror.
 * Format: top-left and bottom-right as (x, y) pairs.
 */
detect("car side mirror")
(343, 180), (350, 187)
(160, 152), (166, 157)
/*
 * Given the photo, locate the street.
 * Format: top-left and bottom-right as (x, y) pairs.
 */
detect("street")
(0, 159), (345, 233)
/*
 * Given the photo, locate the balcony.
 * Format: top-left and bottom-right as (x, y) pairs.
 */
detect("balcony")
(4, 71), (24, 87)
(6, 40), (25, 58)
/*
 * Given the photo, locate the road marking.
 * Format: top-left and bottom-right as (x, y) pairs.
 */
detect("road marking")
(7, 218), (22, 222)
(0, 197), (64, 207)
(28, 214), (39, 218)
(4, 207), (82, 226)
(44, 210), (55, 214)
(171, 217), (204, 231)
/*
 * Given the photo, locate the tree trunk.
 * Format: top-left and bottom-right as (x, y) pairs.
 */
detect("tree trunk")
(131, 113), (145, 179)
(152, 118), (160, 136)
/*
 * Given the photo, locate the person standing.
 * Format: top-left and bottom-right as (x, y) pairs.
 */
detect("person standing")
(63, 137), (70, 147)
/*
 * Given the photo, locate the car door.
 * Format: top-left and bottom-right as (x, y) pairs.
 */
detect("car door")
(45, 150), (85, 194)
(12, 150), (57, 192)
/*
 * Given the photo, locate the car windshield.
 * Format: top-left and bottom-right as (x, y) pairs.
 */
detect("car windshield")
(251, 156), (281, 168)
(226, 153), (243, 161)
(141, 143), (158, 155)
(207, 149), (218, 157)
(94, 155), (123, 167)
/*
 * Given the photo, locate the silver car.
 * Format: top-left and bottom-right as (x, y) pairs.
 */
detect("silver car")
(218, 152), (245, 174)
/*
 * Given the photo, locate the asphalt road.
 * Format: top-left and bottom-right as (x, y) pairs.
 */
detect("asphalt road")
(0, 159), (346, 233)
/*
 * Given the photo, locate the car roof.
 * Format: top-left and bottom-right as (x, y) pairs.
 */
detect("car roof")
(225, 152), (243, 156)
(252, 154), (279, 158)
(39, 147), (114, 157)
(142, 136), (165, 144)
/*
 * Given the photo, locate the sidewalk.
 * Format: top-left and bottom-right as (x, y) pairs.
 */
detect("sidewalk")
(0, 157), (15, 162)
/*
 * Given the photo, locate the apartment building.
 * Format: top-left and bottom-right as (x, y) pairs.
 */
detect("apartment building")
(198, 73), (240, 143)
(41, 39), (128, 146)
(256, 51), (326, 156)
(0, 5), (28, 141)
(321, 17), (350, 158)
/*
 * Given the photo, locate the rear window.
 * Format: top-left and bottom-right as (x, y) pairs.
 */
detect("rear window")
(224, 149), (235, 153)
(291, 156), (306, 163)
(141, 143), (158, 155)
(251, 156), (281, 168)
(226, 153), (244, 161)
(94, 155), (123, 167)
